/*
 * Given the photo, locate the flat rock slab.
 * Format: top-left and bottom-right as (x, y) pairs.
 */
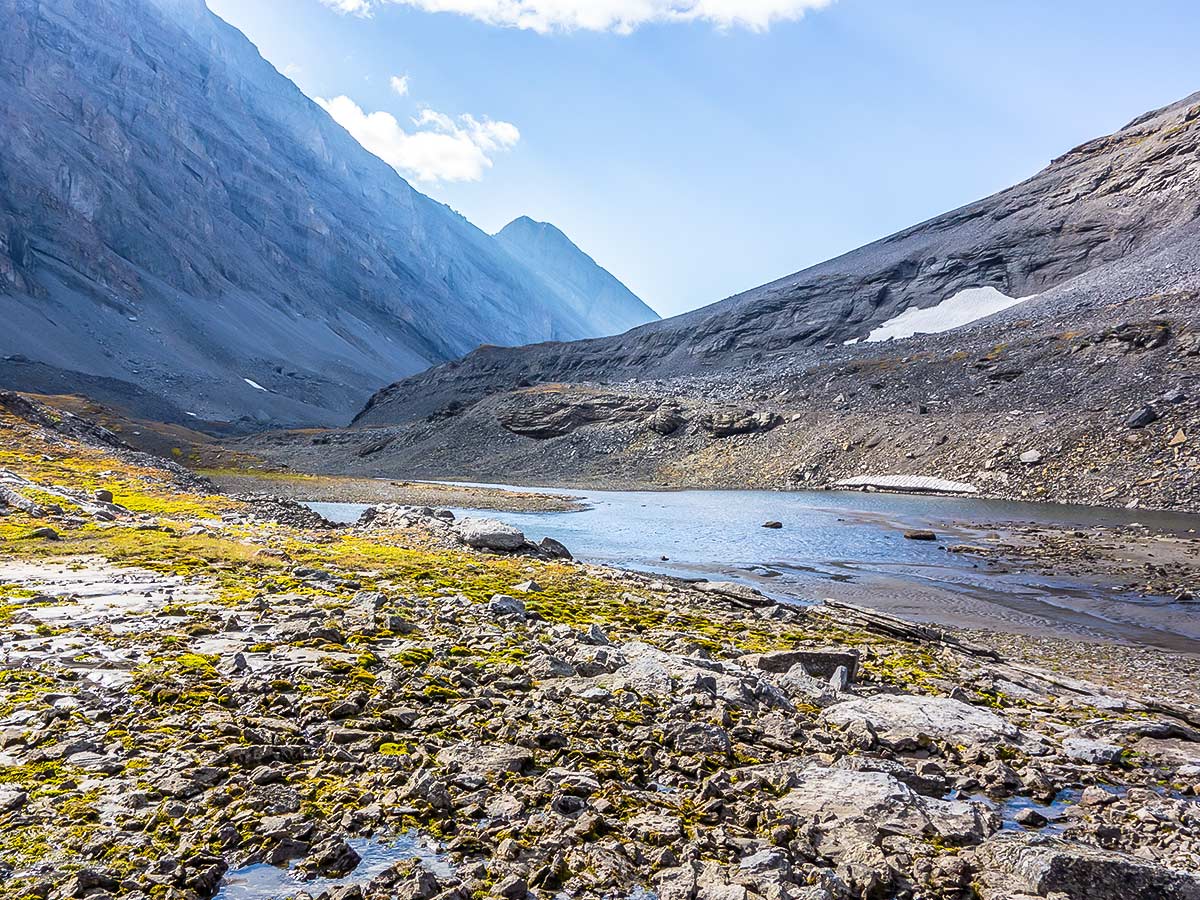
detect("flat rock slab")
(0, 557), (212, 626)
(774, 764), (996, 857)
(974, 832), (1200, 900)
(822, 693), (1019, 749)
(435, 742), (532, 776)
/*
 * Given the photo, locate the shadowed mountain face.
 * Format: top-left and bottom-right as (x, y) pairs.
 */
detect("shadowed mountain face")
(0, 0), (636, 428)
(357, 91), (1200, 426)
(495, 217), (659, 336)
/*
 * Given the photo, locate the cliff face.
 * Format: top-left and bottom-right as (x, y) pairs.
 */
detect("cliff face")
(0, 0), (624, 427)
(358, 91), (1200, 426)
(495, 216), (659, 336)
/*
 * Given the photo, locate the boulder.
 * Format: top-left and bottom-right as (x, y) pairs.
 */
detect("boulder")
(1061, 736), (1124, 766)
(1125, 406), (1160, 429)
(822, 694), (1019, 749)
(0, 485), (43, 515)
(435, 742), (532, 776)
(453, 517), (526, 551)
(742, 648), (860, 681)
(487, 594), (527, 620)
(538, 536), (573, 559)
(973, 833), (1200, 900)
(774, 764), (997, 858)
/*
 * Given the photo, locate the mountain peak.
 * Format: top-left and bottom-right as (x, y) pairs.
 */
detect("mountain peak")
(496, 216), (659, 335)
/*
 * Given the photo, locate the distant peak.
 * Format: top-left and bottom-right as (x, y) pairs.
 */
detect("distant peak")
(497, 216), (562, 238)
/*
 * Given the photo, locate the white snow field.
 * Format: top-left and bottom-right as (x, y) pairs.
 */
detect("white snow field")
(865, 286), (1035, 343)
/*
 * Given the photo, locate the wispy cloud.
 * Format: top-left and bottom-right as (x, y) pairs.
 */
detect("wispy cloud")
(317, 0), (834, 33)
(316, 95), (520, 183)
(390, 74), (410, 96)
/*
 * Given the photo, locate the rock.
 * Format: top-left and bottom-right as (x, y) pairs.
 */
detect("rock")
(453, 517), (527, 551)
(493, 874), (528, 899)
(0, 485), (44, 515)
(301, 836), (361, 878)
(1163, 387), (1188, 404)
(904, 530), (938, 541)
(742, 648), (860, 681)
(694, 581), (771, 606)
(1125, 405), (1159, 429)
(1062, 736), (1124, 766)
(649, 403), (686, 435)
(22, 526), (60, 540)
(973, 832), (1200, 900)
(762, 521), (783, 529)
(488, 594), (527, 620)
(511, 580), (541, 593)
(672, 722), (732, 756)
(62, 869), (120, 898)
(1013, 807), (1048, 829)
(822, 694), (1020, 749)
(496, 392), (664, 439)
(828, 665), (849, 693)
(1020, 450), (1043, 464)
(779, 664), (842, 707)
(538, 536), (573, 559)
(774, 764), (997, 858)
(701, 409), (783, 438)
(1080, 785), (1120, 807)
(0, 785), (27, 812)
(436, 742), (532, 776)
(93, 488), (114, 503)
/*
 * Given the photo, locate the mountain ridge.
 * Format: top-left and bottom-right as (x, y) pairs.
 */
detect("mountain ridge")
(0, 0), (642, 428)
(356, 88), (1200, 427)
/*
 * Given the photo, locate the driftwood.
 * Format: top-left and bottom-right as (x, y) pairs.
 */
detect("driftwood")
(818, 598), (1001, 659)
(820, 599), (1200, 730)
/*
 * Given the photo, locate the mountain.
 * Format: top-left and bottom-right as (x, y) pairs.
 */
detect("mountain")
(357, 91), (1200, 426)
(0, 0), (634, 428)
(495, 216), (659, 336)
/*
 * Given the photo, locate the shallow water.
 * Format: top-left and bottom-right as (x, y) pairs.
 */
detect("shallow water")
(214, 833), (451, 899)
(305, 486), (1200, 653)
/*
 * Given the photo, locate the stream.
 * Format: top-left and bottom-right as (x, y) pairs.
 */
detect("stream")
(305, 486), (1200, 654)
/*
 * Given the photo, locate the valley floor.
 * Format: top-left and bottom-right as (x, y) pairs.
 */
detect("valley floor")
(1, 392), (1200, 900)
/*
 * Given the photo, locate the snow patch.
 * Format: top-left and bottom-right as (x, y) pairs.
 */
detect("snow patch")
(243, 378), (269, 392)
(866, 287), (1034, 343)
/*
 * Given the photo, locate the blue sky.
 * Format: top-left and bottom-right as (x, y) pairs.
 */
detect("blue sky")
(206, 0), (1198, 317)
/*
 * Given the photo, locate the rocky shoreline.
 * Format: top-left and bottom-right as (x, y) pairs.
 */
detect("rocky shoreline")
(2, 394), (1200, 900)
(203, 472), (584, 514)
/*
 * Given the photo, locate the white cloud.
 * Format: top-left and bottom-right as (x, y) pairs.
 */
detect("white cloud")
(318, 0), (833, 32)
(390, 74), (411, 96)
(315, 95), (520, 183)
(319, 0), (374, 12)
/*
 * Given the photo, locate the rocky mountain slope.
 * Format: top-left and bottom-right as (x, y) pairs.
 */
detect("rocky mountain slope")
(250, 287), (1200, 511)
(495, 216), (659, 336)
(358, 90), (1200, 428)
(0, 0), (637, 429)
